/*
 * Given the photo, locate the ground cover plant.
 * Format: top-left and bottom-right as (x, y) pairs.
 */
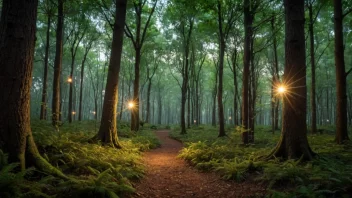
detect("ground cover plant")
(0, 120), (160, 198)
(170, 125), (352, 197)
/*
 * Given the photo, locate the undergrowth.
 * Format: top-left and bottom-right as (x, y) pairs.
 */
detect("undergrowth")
(171, 125), (352, 197)
(0, 120), (160, 198)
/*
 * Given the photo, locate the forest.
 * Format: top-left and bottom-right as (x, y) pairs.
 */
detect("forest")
(0, 0), (352, 197)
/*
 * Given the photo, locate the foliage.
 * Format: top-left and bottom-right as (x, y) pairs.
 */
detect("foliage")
(171, 126), (352, 197)
(0, 121), (160, 197)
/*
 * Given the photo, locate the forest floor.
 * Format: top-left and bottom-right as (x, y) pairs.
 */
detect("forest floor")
(130, 130), (266, 198)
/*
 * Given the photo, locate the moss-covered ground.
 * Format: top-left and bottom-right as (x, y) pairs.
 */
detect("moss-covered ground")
(170, 125), (352, 197)
(0, 120), (160, 198)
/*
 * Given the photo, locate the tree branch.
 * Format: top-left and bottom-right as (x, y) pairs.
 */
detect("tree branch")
(140, 0), (158, 45)
(346, 68), (352, 77)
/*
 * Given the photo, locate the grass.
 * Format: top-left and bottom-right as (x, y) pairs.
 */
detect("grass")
(170, 125), (352, 197)
(0, 120), (160, 198)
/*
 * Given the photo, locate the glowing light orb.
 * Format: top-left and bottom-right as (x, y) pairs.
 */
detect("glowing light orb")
(72, 111), (76, 115)
(67, 77), (73, 83)
(277, 86), (287, 94)
(128, 102), (134, 109)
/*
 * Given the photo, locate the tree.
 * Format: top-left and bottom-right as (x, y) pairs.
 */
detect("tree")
(78, 34), (96, 121)
(216, 0), (239, 137)
(267, 0), (314, 160)
(306, 0), (324, 134)
(94, 0), (128, 148)
(52, 0), (64, 128)
(145, 53), (159, 123)
(333, 0), (349, 144)
(125, 0), (158, 132)
(242, 0), (253, 144)
(39, 0), (55, 120)
(67, 18), (86, 123)
(0, 0), (66, 177)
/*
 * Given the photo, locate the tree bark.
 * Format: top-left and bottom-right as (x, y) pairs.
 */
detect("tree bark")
(0, 0), (66, 178)
(40, 14), (51, 120)
(51, 0), (64, 128)
(333, 0), (349, 144)
(131, 47), (141, 131)
(308, 2), (317, 134)
(95, 0), (127, 148)
(242, 0), (252, 144)
(268, 0), (314, 160)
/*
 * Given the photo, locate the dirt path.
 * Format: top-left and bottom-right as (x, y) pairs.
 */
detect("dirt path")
(131, 130), (266, 198)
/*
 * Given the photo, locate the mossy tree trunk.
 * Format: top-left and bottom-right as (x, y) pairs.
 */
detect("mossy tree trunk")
(96, 0), (127, 148)
(268, 0), (314, 160)
(0, 0), (66, 178)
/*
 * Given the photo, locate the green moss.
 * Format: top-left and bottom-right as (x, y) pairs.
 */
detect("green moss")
(0, 120), (160, 197)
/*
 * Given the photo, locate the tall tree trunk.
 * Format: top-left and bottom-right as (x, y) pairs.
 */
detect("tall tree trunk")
(268, 0), (314, 160)
(131, 48), (141, 131)
(146, 78), (152, 123)
(212, 65), (218, 127)
(217, 0), (226, 137)
(119, 75), (125, 121)
(158, 89), (162, 125)
(249, 42), (255, 143)
(95, 0), (127, 148)
(68, 58), (74, 123)
(0, 0), (66, 178)
(79, 42), (93, 121)
(333, 0), (349, 144)
(218, 39), (226, 137)
(242, 0), (252, 144)
(271, 14), (280, 131)
(179, 19), (193, 135)
(231, 49), (239, 126)
(308, 2), (317, 134)
(187, 85), (191, 128)
(40, 14), (51, 120)
(52, 0), (64, 128)
(181, 66), (188, 134)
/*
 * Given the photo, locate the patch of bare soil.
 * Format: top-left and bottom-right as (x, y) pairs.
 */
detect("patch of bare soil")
(130, 130), (266, 198)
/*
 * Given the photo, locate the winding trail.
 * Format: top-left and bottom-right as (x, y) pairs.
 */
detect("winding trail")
(131, 130), (265, 198)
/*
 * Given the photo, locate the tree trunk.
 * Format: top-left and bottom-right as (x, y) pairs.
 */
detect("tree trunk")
(242, 0), (252, 144)
(218, 39), (226, 137)
(308, 2), (317, 134)
(187, 85), (191, 128)
(268, 0), (314, 160)
(158, 89), (162, 125)
(0, 0), (66, 178)
(119, 75), (124, 120)
(212, 65), (218, 127)
(181, 69), (188, 134)
(68, 57), (74, 123)
(40, 14), (51, 120)
(271, 77), (275, 133)
(52, 0), (64, 128)
(271, 14), (280, 131)
(146, 77), (152, 123)
(79, 42), (93, 121)
(333, 0), (349, 144)
(131, 48), (141, 131)
(95, 0), (127, 148)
